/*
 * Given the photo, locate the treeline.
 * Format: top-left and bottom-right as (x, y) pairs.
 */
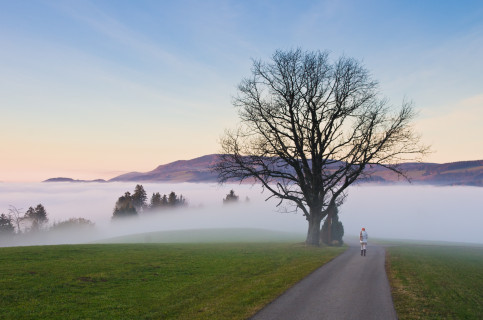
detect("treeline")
(1, 204), (49, 235)
(222, 189), (249, 204)
(112, 184), (187, 219)
(0, 204), (94, 236)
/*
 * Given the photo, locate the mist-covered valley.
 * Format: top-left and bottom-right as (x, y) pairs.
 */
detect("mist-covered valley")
(1, 182), (482, 246)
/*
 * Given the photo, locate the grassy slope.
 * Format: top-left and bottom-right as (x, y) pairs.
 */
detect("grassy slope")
(98, 228), (305, 244)
(386, 245), (483, 319)
(0, 243), (344, 320)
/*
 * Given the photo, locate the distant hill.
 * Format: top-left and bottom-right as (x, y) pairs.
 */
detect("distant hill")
(109, 155), (482, 186)
(359, 160), (483, 186)
(109, 154), (220, 183)
(43, 177), (107, 183)
(46, 155), (483, 186)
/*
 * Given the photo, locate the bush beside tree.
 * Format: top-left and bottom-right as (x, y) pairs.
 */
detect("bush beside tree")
(321, 208), (344, 246)
(50, 218), (95, 231)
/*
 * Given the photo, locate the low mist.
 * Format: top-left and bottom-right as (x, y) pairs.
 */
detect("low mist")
(0, 182), (482, 246)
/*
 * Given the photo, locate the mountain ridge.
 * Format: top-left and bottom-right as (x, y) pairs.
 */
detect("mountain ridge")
(43, 177), (107, 183)
(45, 155), (483, 187)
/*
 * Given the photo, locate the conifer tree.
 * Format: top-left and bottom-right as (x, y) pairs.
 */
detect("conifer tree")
(25, 204), (49, 230)
(112, 192), (137, 219)
(132, 184), (148, 211)
(150, 192), (162, 209)
(0, 213), (15, 234)
(223, 190), (239, 204)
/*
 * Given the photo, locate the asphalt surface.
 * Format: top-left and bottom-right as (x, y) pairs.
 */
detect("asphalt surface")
(250, 243), (398, 320)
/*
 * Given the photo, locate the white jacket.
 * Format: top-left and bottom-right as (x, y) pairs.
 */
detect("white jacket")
(360, 230), (368, 243)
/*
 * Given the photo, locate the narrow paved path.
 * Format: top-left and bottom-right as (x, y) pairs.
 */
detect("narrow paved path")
(250, 244), (397, 320)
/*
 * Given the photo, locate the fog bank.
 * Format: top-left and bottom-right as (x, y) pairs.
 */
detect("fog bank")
(0, 182), (482, 246)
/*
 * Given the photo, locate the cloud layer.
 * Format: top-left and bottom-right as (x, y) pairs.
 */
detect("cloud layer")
(1, 183), (482, 246)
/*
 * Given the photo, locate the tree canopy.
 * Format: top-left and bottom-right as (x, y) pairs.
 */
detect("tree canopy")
(113, 186), (187, 219)
(223, 190), (239, 204)
(112, 192), (137, 219)
(50, 218), (95, 231)
(0, 213), (15, 234)
(25, 204), (49, 230)
(132, 184), (148, 211)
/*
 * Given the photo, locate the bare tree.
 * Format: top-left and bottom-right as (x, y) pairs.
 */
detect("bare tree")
(8, 205), (24, 233)
(214, 49), (428, 246)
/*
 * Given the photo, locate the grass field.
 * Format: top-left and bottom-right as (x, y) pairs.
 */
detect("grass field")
(386, 245), (483, 319)
(0, 242), (344, 319)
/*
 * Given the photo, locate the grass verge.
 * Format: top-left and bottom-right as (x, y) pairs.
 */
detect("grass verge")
(386, 245), (483, 319)
(0, 243), (344, 319)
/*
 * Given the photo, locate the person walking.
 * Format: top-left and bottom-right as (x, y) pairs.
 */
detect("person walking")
(360, 227), (368, 256)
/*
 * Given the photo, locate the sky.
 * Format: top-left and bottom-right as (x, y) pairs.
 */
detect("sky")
(1, 0), (482, 182)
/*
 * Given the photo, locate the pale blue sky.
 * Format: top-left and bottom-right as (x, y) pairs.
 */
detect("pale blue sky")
(1, 0), (482, 181)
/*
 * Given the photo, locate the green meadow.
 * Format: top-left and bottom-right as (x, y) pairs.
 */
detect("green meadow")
(386, 244), (483, 319)
(0, 242), (344, 320)
(3, 230), (483, 320)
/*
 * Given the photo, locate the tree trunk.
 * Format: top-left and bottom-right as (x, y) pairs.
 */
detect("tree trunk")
(306, 210), (322, 246)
